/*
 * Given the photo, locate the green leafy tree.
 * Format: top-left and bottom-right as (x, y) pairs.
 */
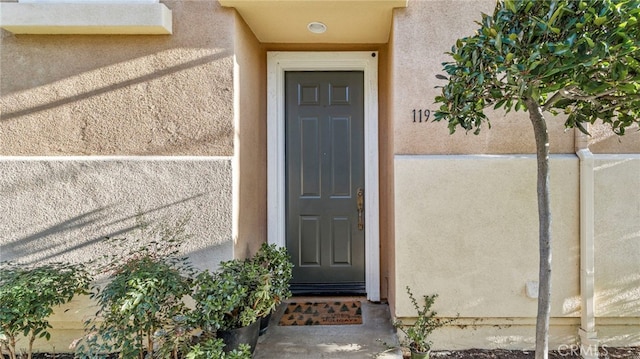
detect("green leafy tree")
(434, 1), (639, 358)
(0, 262), (90, 359)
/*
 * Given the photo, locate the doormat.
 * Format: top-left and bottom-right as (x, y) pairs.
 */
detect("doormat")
(279, 300), (362, 326)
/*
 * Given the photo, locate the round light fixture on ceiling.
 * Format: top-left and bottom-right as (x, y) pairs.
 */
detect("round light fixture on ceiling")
(307, 22), (327, 34)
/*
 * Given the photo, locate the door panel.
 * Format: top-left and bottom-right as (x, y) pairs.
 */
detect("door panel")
(285, 71), (365, 294)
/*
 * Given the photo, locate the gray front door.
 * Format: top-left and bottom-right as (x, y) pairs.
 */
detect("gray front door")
(285, 71), (365, 294)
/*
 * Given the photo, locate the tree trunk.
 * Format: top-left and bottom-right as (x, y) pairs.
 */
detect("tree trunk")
(525, 97), (552, 359)
(28, 333), (35, 359)
(8, 335), (17, 359)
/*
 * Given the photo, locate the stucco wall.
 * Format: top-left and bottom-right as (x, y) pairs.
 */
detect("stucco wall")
(1, 0), (234, 156)
(588, 124), (640, 154)
(0, 1), (238, 267)
(0, 157), (233, 352)
(593, 156), (640, 346)
(394, 155), (581, 349)
(390, 0), (640, 350)
(233, 12), (267, 259)
(391, 0), (575, 156)
(0, 157), (233, 267)
(0, 1), (239, 353)
(392, 153), (639, 349)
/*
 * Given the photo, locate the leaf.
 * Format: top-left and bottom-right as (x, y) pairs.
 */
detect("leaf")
(594, 15), (607, 26)
(506, 53), (514, 63)
(617, 83), (637, 93)
(575, 120), (590, 135)
(583, 35), (595, 48)
(435, 74), (448, 80)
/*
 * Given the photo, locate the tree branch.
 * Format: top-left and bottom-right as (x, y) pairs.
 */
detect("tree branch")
(542, 90), (565, 111)
(560, 87), (616, 102)
(544, 86), (624, 111)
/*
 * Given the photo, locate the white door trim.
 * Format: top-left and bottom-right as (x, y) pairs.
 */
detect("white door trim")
(267, 51), (380, 301)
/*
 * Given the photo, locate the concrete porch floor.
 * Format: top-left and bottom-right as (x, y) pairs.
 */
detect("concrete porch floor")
(254, 296), (403, 358)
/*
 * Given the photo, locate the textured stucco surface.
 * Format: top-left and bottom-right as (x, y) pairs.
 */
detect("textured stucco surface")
(394, 154), (640, 347)
(391, 0), (575, 155)
(394, 155), (581, 346)
(233, 12), (267, 259)
(588, 123), (640, 154)
(0, 157), (233, 353)
(423, 318), (580, 351)
(593, 156), (640, 318)
(0, 0), (235, 156)
(394, 155), (580, 318)
(0, 157), (233, 269)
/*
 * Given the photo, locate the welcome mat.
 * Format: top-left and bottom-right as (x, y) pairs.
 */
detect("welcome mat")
(279, 300), (362, 326)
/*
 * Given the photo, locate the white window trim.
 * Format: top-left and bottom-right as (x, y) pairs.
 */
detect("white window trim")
(267, 51), (380, 302)
(0, 1), (171, 35)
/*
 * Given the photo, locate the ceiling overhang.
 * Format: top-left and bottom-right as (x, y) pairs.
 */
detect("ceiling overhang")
(219, 0), (408, 44)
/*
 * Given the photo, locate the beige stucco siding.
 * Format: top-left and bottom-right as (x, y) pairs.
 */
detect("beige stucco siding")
(0, 157), (233, 352)
(394, 153), (640, 347)
(232, 12), (267, 259)
(390, 0), (638, 156)
(394, 155), (581, 348)
(0, 2), (239, 352)
(593, 156), (640, 318)
(391, 0), (575, 155)
(390, 0), (639, 349)
(0, 157), (233, 269)
(0, 1), (235, 156)
(394, 155), (580, 318)
(588, 124), (640, 154)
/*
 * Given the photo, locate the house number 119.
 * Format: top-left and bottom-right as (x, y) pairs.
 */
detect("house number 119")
(412, 109), (431, 123)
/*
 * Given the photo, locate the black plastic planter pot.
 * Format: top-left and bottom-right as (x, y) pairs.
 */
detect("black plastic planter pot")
(218, 319), (260, 354)
(259, 313), (272, 336)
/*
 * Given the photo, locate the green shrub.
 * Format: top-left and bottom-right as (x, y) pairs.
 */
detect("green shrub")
(393, 286), (458, 354)
(184, 338), (251, 359)
(191, 258), (271, 332)
(76, 216), (195, 359)
(0, 262), (90, 359)
(252, 243), (293, 314)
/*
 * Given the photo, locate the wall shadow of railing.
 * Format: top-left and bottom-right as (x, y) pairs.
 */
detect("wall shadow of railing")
(1, 51), (232, 122)
(0, 193), (225, 268)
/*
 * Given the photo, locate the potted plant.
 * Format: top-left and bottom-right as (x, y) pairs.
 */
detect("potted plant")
(393, 286), (458, 359)
(251, 243), (293, 335)
(191, 258), (271, 354)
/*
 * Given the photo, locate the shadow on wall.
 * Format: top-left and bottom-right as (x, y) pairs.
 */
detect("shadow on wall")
(0, 157), (234, 267)
(0, 0), (235, 97)
(1, 51), (231, 122)
(1, 195), (205, 266)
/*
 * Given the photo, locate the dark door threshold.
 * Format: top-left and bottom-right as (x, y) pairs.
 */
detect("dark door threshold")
(290, 282), (366, 296)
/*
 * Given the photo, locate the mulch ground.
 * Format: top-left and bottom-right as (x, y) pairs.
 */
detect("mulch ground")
(14, 346), (640, 358)
(405, 347), (639, 359)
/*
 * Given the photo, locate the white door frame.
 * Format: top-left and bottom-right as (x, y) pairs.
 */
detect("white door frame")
(266, 51), (380, 301)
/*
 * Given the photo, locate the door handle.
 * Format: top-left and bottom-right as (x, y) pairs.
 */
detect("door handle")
(357, 188), (364, 230)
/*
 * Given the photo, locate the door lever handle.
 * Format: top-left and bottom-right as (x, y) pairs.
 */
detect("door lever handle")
(357, 188), (364, 230)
